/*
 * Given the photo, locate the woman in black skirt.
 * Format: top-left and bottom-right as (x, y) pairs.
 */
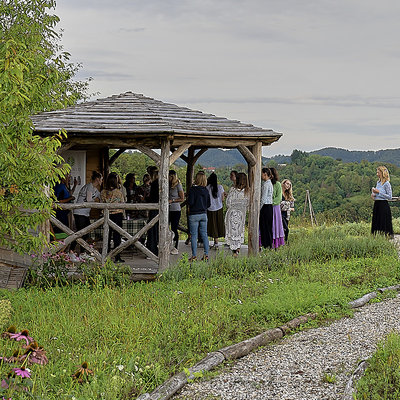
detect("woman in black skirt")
(371, 165), (393, 236)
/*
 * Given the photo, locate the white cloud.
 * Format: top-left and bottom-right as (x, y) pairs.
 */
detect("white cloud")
(55, 0), (400, 156)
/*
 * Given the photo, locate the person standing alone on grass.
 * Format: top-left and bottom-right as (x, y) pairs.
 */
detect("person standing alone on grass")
(259, 168), (273, 249)
(187, 171), (210, 262)
(206, 172), (225, 249)
(371, 165), (393, 237)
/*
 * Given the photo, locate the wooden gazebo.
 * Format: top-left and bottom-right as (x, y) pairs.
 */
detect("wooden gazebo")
(20, 92), (282, 272)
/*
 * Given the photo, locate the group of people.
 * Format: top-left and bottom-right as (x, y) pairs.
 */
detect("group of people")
(183, 169), (295, 261)
(259, 167), (294, 250)
(185, 170), (251, 261)
(53, 170), (155, 263)
(53, 166), (296, 263)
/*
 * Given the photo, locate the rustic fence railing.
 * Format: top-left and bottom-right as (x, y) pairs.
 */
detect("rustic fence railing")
(52, 202), (160, 264)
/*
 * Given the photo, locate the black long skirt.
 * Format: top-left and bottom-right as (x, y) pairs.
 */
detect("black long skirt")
(371, 200), (393, 236)
(260, 204), (273, 248)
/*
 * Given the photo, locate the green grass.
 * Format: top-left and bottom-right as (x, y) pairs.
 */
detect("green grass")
(356, 332), (400, 399)
(0, 222), (399, 399)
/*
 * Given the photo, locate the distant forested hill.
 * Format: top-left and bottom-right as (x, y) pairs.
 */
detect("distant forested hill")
(175, 147), (400, 167)
(264, 147), (400, 166)
(310, 147), (400, 165)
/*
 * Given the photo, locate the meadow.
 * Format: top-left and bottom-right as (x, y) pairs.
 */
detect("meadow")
(1, 221), (400, 399)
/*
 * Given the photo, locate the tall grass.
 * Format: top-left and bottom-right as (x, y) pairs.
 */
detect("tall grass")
(0, 222), (399, 399)
(356, 332), (400, 399)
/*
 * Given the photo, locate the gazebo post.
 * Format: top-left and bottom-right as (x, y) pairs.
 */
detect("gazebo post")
(158, 139), (171, 269)
(248, 141), (262, 255)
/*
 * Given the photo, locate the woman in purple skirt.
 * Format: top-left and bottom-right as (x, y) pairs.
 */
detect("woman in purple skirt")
(269, 167), (285, 249)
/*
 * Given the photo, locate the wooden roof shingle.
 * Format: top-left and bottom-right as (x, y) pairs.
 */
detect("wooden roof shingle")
(31, 92), (282, 147)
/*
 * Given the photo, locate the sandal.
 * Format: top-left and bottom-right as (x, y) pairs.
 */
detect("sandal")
(188, 256), (197, 262)
(201, 255), (209, 262)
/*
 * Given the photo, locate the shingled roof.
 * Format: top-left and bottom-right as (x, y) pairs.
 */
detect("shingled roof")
(31, 91), (282, 147)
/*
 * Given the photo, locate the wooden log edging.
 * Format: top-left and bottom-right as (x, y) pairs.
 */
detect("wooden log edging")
(136, 313), (316, 400)
(343, 284), (400, 399)
(136, 284), (400, 400)
(341, 360), (369, 400)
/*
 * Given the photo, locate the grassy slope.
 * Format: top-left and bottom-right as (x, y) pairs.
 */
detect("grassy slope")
(0, 222), (399, 399)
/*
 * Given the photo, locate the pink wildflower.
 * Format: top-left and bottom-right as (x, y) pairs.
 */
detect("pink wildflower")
(10, 330), (33, 345)
(1, 379), (8, 389)
(20, 342), (48, 365)
(13, 367), (31, 379)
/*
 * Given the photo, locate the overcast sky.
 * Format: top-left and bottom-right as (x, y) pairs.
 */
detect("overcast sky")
(55, 0), (400, 157)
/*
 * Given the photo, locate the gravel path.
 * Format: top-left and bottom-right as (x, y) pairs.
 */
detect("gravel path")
(174, 295), (400, 400)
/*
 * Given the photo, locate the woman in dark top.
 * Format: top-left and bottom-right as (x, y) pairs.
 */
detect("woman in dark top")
(146, 169), (159, 256)
(187, 171), (210, 261)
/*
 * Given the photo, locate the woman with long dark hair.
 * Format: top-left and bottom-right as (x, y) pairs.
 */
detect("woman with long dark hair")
(259, 167), (273, 249)
(371, 165), (393, 236)
(206, 172), (225, 249)
(146, 168), (159, 256)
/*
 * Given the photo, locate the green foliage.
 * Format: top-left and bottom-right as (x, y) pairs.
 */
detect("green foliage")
(0, 299), (12, 329)
(275, 152), (400, 222)
(356, 332), (400, 399)
(0, 0), (89, 254)
(26, 252), (131, 289)
(1, 223), (399, 398)
(161, 223), (398, 282)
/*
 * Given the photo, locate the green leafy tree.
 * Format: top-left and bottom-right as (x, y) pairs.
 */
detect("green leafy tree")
(0, 0), (89, 253)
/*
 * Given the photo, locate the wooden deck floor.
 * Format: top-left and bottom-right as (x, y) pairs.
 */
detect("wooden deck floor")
(121, 240), (249, 275)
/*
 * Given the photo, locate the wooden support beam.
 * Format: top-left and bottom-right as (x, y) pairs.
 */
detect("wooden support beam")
(193, 148), (208, 164)
(102, 209), (110, 264)
(57, 143), (74, 154)
(237, 145), (256, 167)
(158, 139), (170, 270)
(247, 141), (262, 255)
(134, 145), (161, 166)
(170, 143), (191, 166)
(101, 147), (110, 181)
(109, 148), (125, 165)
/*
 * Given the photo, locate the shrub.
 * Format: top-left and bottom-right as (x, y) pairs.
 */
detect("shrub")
(0, 299), (12, 329)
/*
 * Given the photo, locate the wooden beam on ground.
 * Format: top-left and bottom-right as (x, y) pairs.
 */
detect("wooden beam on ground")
(248, 141), (262, 255)
(237, 144), (256, 167)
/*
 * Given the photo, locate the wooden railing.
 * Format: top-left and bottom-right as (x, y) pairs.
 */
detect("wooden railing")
(52, 202), (160, 263)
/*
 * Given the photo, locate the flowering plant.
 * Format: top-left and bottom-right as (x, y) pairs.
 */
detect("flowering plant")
(27, 251), (78, 287)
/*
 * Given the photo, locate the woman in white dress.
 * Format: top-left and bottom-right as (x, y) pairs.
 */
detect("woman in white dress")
(225, 172), (249, 256)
